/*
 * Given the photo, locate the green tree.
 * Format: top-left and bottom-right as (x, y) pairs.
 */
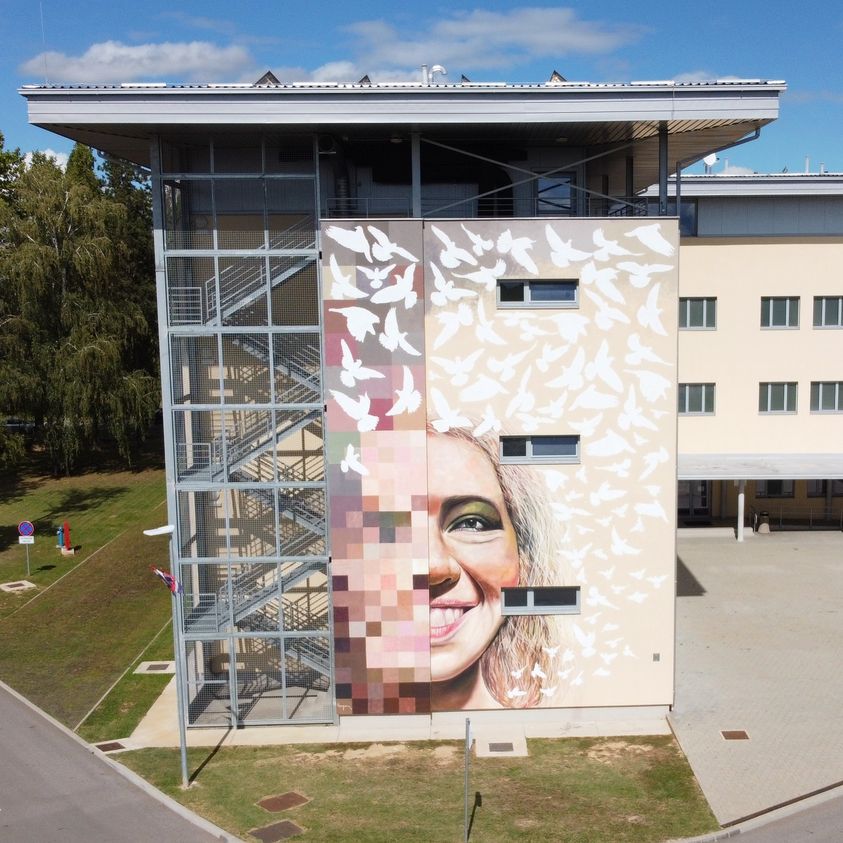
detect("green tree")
(0, 143), (159, 474)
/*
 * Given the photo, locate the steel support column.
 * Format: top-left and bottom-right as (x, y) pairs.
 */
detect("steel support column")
(658, 122), (669, 216)
(737, 479), (746, 542)
(411, 132), (421, 217)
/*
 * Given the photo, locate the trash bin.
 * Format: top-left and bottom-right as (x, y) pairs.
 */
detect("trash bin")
(757, 510), (771, 534)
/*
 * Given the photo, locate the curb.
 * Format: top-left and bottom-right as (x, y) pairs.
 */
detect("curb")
(0, 678), (242, 842)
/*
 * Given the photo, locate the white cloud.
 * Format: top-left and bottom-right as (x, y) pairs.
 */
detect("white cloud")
(720, 164), (756, 175)
(19, 40), (253, 84)
(673, 70), (716, 83)
(24, 149), (69, 170)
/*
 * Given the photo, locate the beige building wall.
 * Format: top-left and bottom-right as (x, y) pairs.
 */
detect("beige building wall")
(677, 237), (843, 454)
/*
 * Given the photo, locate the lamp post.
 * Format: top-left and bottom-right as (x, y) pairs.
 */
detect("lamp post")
(143, 524), (190, 789)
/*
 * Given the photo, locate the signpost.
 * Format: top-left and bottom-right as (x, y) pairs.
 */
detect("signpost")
(18, 521), (35, 576)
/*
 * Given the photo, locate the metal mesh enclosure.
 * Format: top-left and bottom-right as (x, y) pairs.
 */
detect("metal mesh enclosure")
(158, 132), (332, 726)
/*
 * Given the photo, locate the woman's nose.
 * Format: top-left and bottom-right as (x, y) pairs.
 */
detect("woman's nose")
(429, 530), (461, 587)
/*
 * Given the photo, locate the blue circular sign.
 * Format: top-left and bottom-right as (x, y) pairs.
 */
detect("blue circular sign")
(18, 521), (34, 537)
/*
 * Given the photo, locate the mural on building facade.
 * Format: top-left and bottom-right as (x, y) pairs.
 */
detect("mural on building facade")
(323, 217), (678, 714)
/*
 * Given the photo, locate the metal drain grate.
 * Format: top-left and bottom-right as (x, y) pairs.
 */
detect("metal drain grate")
(721, 730), (749, 740)
(488, 742), (515, 753)
(96, 741), (126, 752)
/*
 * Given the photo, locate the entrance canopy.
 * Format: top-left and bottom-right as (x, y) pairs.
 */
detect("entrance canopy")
(678, 453), (843, 481)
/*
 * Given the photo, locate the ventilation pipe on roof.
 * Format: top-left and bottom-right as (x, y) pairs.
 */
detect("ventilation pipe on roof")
(820, 162), (826, 174)
(430, 65), (447, 85)
(421, 64), (429, 86)
(805, 155), (810, 174)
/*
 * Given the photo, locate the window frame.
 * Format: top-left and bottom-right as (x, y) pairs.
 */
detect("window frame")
(755, 480), (795, 498)
(678, 382), (716, 415)
(496, 279), (579, 309)
(679, 297), (717, 330)
(760, 296), (800, 329)
(810, 381), (843, 413)
(807, 480), (843, 497)
(813, 296), (843, 328)
(758, 381), (798, 414)
(499, 434), (580, 465)
(501, 586), (581, 616)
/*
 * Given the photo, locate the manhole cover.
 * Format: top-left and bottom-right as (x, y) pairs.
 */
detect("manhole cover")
(489, 742), (515, 753)
(147, 663), (169, 671)
(96, 741), (126, 752)
(249, 819), (303, 841)
(721, 730), (749, 740)
(258, 792), (310, 812)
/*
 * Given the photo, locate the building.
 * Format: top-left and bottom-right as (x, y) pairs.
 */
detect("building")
(22, 75), (785, 729)
(662, 174), (843, 533)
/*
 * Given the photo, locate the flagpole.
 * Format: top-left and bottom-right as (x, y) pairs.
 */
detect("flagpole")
(144, 525), (190, 789)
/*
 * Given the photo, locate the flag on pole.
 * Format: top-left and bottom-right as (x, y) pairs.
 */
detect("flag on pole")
(151, 565), (183, 594)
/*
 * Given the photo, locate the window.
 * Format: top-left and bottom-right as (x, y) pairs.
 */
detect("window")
(761, 297), (799, 328)
(756, 480), (794, 498)
(500, 435), (579, 464)
(536, 173), (575, 215)
(813, 296), (843, 328)
(810, 381), (843, 412)
(678, 383), (715, 414)
(679, 297), (716, 329)
(497, 279), (578, 308)
(807, 480), (843, 497)
(759, 382), (797, 413)
(502, 586), (580, 616)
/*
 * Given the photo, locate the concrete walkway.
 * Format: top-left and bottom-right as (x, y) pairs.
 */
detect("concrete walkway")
(671, 530), (843, 825)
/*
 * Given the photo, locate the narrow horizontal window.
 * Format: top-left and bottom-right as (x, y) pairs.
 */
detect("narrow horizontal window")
(679, 297), (716, 329)
(810, 381), (843, 412)
(497, 279), (578, 308)
(678, 383), (715, 414)
(755, 480), (794, 498)
(761, 296), (799, 328)
(813, 296), (843, 328)
(500, 435), (579, 464)
(759, 382), (798, 413)
(502, 586), (580, 616)
(807, 479), (843, 497)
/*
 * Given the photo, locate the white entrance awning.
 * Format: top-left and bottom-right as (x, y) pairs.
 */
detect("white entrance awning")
(678, 453), (843, 481)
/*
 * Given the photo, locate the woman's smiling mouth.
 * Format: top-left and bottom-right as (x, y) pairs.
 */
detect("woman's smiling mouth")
(430, 604), (476, 642)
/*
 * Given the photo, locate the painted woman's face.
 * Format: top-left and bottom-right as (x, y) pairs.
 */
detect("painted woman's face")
(427, 434), (520, 682)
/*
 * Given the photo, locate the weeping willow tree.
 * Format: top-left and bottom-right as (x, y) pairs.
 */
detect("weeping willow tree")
(0, 142), (159, 473)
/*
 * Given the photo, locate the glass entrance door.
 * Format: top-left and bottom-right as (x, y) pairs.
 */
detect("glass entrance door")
(678, 480), (710, 517)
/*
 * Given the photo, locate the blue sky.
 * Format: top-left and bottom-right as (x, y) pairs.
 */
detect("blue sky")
(2, 0), (842, 175)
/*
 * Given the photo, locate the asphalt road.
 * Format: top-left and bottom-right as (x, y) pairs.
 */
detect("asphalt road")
(0, 681), (231, 842)
(736, 794), (843, 842)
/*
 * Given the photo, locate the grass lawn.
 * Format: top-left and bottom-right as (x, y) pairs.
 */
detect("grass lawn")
(0, 441), (172, 727)
(119, 736), (718, 842)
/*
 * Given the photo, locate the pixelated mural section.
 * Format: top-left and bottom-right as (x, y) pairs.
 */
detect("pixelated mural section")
(322, 221), (432, 715)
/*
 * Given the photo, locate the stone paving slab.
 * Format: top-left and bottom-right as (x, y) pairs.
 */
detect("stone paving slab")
(671, 532), (843, 825)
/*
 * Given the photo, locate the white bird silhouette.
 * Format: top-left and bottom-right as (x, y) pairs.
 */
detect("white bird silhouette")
(537, 395), (568, 419)
(460, 375), (508, 403)
(430, 349), (483, 387)
(531, 662), (547, 680)
(542, 646), (560, 658)
(637, 283), (667, 335)
(329, 306), (379, 341)
(546, 224), (591, 267)
(640, 446), (669, 479)
(429, 263), (476, 307)
(585, 340), (623, 393)
(542, 469), (569, 492)
(624, 223), (675, 257)
(535, 343), (569, 373)
(497, 229), (538, 274)
(386, 366), (422, 417)
(379, 308), (421, 356)
(586, 586), (619, 610)
(569, 384), (618, 411)
(330, 389), (379, 432)
(617, 260), (673, 288)
(475, 299), (506, 346)
(589, 482), (625, 507)
(544, 312), (591, 344)
(573, 623), (596, 658)
(539, 685), (558, 697)
(575, 465), (588, 484)
(356, 262), (395, 290)
(619, 386), (658, 432)
(647, 574), (668, 588)
(593, 667), (611, 677)
(597, 459), (631, 478)
(340, 339), (385, 388)
(454, 259), (507, 292)
(430, 388), (470, 432)
(473, 406), (502, 437)
(324, 225), (372, 262)
(611, 526), (642, 556)
(582, 261), (624, 304)
(635, 499), (669, 522)
(569, 413), (604, 438)
(511, 667), (525, 679)
(433, 302), (474, 349)
(624, 369), (671, 403)
(631, 516), (645, 533)
(367, 225), (419, 263)
(585, 429), (634, 458)
(571, 671), (585, 686)
(625, 333), (670, 367)
(606, 637), (623, 649)
(561, 648), (575, 663)
(506, 687), (528, 699)
(557, 667), (574, 680)
(622, 645), (639, 659)
(431, 225), (477, 269)
(488, 348), (532, 382)
(612, 504), (628, 518)
(602, 623), (620, 632)
(629, 568), (646, 580)
(505, 366), (535, 417)
(583, 289), (631, 331)
(460, 223), (494, 255)
(599, 565), (616, 580)
(371, 265), (417, 309)
(593, 227), (639, 261)
(547, 347), (585, 391)
(600, 652), (618, 665)
(561, 543), (591, 569)
(340, 443), (369, 475)
(627, 592), (648, 604)
(329, 254), (368, 300)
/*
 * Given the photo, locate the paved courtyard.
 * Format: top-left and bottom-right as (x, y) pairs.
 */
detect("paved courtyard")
(671, 530), (843, 825)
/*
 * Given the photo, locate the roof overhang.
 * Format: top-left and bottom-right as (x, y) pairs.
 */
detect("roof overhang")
(678, 454), (843, 481)
(20, 80), (785, 177)
(646, 174), (843, 198)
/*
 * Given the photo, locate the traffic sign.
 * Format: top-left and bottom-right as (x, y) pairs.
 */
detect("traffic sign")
(18, 521), (35, 537)
(19, 536), (34, 545)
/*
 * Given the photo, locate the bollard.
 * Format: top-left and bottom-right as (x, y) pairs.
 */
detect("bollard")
(63, 520), (71, 551)
(56, 526), (64, 548)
